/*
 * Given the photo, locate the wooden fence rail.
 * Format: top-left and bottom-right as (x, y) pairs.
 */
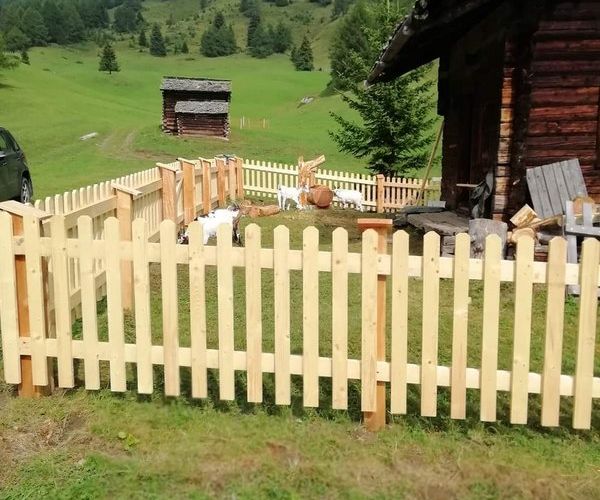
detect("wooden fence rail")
(1, 212), (598, 430)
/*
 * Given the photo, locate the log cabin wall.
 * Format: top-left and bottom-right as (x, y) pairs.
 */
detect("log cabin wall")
(162, 90), (230, 133)
(176, 114), (230, 139)
(523, 1), (600, 203)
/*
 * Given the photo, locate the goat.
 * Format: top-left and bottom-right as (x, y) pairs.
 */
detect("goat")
(277, 184), (308, 210)
(332, 187), (364, 212)
(177, 205), (243, 245)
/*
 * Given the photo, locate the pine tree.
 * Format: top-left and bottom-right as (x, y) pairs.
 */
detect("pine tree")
(332, 0), (352, 18)
(181, 40), (189, 53)
(0, 34), (19, 70)
(99, 43), (120, 74)
(248, 23), (272, 58)
(20, 49), (29, 65)
(200, 12), (236, 57)
(139, 29), (148, 47)
(150, 24), (167, 56)
(21, 7), (49, 47)
(271, 21), (292, 53)
(5, 27), (30, 52)
(291, 35), (313, 71)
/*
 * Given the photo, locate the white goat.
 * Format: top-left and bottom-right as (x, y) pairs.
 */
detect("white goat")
(333, 188), (364, 212)
(277, 184), (308, 210)
(177, 206), (242, 245)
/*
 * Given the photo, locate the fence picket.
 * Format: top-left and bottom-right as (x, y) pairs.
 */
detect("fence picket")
(361, 229), (378, 412)
(572, 238), (599, 429)
(245, 224), (263, 403)
(303, 226), (319, 407)
(480, 235), (502, 422)
(541, 237), (567, 426)
(0, 213), (20, 383)
(331, 228), (348, 410)
(217, 222), (235, 400)
(104, 217), (126, 392)
(160, 220), (180, 397)
(274, 225), (291, 405)
(50, 216), (74, 388)
(450, 232), (470, 419)
(78, 216), (100, 390)
(390, 230), (409, 414)
(133, 218), (153, 394)
(421, 232), (440, 416)
(510, 236), (534, 424)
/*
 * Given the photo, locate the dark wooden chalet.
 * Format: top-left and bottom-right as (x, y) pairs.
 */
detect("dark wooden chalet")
(174, 101), (230, 139)
(161, 77), (231, 138)
(368, 0), (600, 221)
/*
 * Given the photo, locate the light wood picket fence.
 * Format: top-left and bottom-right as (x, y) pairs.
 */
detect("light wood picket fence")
(242, 159), (441, 211)
(0, 212), (598, 429)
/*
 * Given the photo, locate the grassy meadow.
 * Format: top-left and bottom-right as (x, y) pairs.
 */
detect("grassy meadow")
(1, 43), (362, 199)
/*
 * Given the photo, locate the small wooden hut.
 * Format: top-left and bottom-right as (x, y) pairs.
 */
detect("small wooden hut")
(161, 77), (231, 139)
(368, 0), (600, 221)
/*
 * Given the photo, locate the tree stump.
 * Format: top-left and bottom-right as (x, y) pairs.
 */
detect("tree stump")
(469, 219), (508, 258)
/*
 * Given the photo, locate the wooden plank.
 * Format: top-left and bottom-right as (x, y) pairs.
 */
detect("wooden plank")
(245, 224), (262, 403)
(390, 230), (409, 414)
(361, 229), (378, 412)
(188, 221), (208, 398)
(534, 167), (554, 218)
(541, 237), (567, 427)
(302, 226), (319, 407)
(78, 216), (100, 390)
(566, 159), (587, 197)
(23, 214), (49, 386)
(216, 222), (235, 400)
(551, 163), (571, 209)
(510, 236), (535, 424)
(540, 164), (564, 216)
(104, 217), (126, 391)
(421, 232), (440, 417)
(159, 166), (177, 222)
(274, 225), (291, 405)
(480, 235), (502, 422)
(132, 218), (153, 394)
(0, 212), (21, 384)
(572, 238), (599, 429)
(50, 216), (74, 388)
(331, 228), (348, 410)
(160, 219), (180, 397)
(450, 232), (470, 419)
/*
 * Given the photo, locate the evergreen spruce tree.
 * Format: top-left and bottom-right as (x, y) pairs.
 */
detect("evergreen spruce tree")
(138, 29), (148, 47)
(332, 0), (352, 18)
(181, 40), (189, 53)
(62, 2), (86, 43)
(248, 23), (272, 58)
(5, 27), (30, 52)
(291, 35), (313, 71)
(98, 43), (120, 74)
(21, 7), (49, 47)
(200, 12), (236, 57)
(271, 21), (292, 53)
(0, 34), (19, 70)
(20, 49), (29, 65)
(150, 24), (167, 56)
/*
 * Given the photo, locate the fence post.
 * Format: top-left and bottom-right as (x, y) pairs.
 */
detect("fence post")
(200, 158), (212, 215)
(216, 157), (227, 207)
(0, 201), (54, 397)
(376, 174), (385, 213)
(157, 162), (179, 222)
(226, 157), (237, 201)
(357, 218), (392, 431)
(235, 157), (245, 199)
(179, 158), (197, 224)
(112, 183), (141, 311)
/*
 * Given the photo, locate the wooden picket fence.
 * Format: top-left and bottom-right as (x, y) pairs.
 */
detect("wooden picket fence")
(242, 159), (441, 211)
(0, 209), (598, 429)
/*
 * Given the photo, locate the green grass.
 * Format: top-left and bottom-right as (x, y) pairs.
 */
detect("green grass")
(2, 208), (599, 497)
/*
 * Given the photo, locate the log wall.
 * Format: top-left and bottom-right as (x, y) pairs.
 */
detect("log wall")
(523, 1), (600, 200)
(176, 114), (230, 139)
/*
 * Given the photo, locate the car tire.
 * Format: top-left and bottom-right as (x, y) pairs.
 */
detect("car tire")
(19, 177), (32, 204)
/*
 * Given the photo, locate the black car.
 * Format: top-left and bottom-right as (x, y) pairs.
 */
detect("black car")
(0, 127), (33, 204)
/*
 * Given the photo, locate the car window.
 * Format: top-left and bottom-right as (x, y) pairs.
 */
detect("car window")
(0, 133), (8, 153)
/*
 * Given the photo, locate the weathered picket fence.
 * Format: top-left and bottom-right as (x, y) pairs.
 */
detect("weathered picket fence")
(242, 159), (441, 211)
(0, 209), (598, 430)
